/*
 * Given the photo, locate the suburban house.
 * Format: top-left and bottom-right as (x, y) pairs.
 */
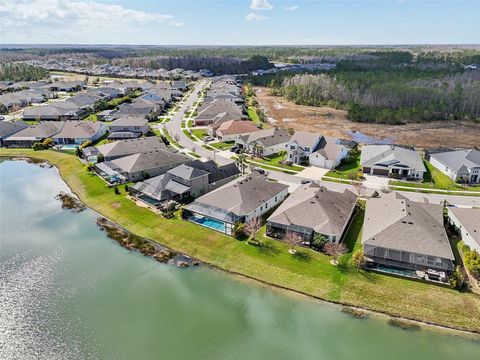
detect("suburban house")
(114, 98), (160, 117)
(362, 193), (454, 282)
(448, 207), (480, 253)
(82, 136), (167, 162)
(286, 131), (349, 169)
(3, 122), (63, 147)
(0, 121), (29, 146)
(108, 116), (150, 137)
(131, 160), (240, 206)
(52, 121), (107, 145)
(267, 183), (357, 243)
(49, 81), (84, 92)
(22, 102), (84, 121)
(95, 149), (189, 183)
(360, 145), (426, 179)
(183, 172), (289, 235)
(209, 120), (260, 142)
(194, 100), (245, 126)
(429, 149), (480, 184)
(236, 128), (291, 157)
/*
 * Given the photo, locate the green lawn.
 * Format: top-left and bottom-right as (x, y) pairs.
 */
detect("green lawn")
(391, 160), (480, 192)
(252, 152), (304, 172)
(83, 114), (98, 122)
(1, 149), (480, 333)
(191, 128), (207, 139)
(210, 141), (235, 150)
(325, 152), (361, 179)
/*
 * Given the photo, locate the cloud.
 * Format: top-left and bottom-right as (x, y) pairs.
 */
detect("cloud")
(245, 12), (268, 21)
(250, 0), (273, 10)
(284, 5), (299, 11)
(0, 0), (182, 43)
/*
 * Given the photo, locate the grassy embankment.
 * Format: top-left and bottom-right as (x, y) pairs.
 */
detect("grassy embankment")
(2, 149), (480, 333)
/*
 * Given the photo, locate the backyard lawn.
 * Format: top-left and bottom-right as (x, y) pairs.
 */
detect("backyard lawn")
(1, 149), (480, 333)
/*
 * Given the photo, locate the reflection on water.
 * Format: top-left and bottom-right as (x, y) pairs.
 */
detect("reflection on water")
(1, 160), (479, 360)
(346, 130), (394, 144)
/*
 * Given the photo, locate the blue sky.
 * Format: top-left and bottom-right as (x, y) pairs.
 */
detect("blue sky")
(0, 0), (479, 45)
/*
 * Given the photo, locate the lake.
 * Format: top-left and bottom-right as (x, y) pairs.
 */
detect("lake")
(1, 160), (479, 360)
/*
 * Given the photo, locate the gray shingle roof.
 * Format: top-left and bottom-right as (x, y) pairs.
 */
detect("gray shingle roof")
(109, 116), (148, 127)
(449, 207), (480, 248)
(187, 172), (288, 217)
(362, 193), (454, 260)
(267, 183), (357, 236)
(360, 145), (425, 171)
(52, 121), (103, 139)
(94, 137), (167, 159)
(241, 128), (291, 147)
(106, 149), (188, 174)
(0, 120), (29, 138)
(431, 149), (480, 173)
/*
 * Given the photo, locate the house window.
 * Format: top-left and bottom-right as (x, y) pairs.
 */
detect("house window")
(415, 254), (426, 264)
(331, 235), (336, 242)
(275, 196), (277, 202)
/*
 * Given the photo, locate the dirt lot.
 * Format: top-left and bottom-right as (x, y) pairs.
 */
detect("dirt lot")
(254, 87), (480, 149)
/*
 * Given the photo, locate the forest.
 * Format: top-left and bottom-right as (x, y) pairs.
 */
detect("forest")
(0, 63), (48, 82)
(248, 51), (480, 124)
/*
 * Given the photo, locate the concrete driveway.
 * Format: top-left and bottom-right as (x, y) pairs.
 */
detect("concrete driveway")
(363, 174), (390, 190)
(295, 166), (329, 181)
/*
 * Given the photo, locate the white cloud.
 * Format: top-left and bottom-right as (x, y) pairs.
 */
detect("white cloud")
(245, 12), (268, 21)
(284, 5), (299, 11)
(0, 0), (182, 43)
(250, 0), (273, 10)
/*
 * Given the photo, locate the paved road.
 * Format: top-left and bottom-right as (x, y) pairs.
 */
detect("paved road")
(163, 80), (233, 165)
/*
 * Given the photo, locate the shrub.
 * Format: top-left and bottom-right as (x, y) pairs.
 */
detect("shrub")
(311, 233), (327, 251)
(114, 187), (120, 195)
(463, 247), (480, 279)
(351, 249), (366, 269)
(124, 184), (129, 192)
(450, 265), (468, 290)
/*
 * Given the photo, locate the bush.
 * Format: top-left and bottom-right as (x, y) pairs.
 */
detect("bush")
(124, 184), (129, 192)
(311, 234), (327, 251)
(463, 246), (480, 279)
(450, 265), (468, 290)
(114, 187), (120, 195)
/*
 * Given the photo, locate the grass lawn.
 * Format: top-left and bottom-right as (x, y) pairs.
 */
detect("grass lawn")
(391, 160), (480, 192)
(191, 128), (207, 139)
(188, 151), (201, 159)
(83, 114), (98, 122)
(252, 152), (304, 172)
(186, 119), (194, 128)
(210, 141), (235, 150)
(163, 130), (183, 149)
(182, 129), (197, 142)
(1, 149), (480, 333)
(325, 152), (361, 179)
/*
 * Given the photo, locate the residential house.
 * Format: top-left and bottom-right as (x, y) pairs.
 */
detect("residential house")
(82, 136), (167, 162)
(362, 193), (454, 281)
(95, 149), (189, 183)
(52, 121), (107, 145)
(22, 102), (84, 121)
(286, 131), (349, 169)
(131, 160), (240, 206)
(267, 183), (357, 243)
(184, 172), (288, 235)
(0, 121), (29, 146)
(3, 122), (63, 147)
(236, 128), (291, 157)
(429, 149), (480, 184)
(108, 116), (149, 136)
(49, 81), (84, 92)
(448, 207), (480, 253)
(210, 120), (260, 142)
(360, 145), (426, 179)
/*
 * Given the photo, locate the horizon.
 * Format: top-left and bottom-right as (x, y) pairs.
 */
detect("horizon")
(1, 0), (479, 45)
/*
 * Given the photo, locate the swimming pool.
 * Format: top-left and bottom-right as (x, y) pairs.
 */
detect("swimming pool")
(189, 215), (226, 233)
(60, 144), (79, 151)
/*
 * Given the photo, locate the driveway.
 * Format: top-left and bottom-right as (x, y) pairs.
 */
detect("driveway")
(295, 166), (329, 181)
(363, 174), (391, 190)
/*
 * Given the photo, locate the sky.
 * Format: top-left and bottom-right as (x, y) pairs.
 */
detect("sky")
(0, 0), (479, 45)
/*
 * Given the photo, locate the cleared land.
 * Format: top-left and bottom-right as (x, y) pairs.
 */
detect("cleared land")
(2, 149), (480, 333)
(254, 87), (480, 149)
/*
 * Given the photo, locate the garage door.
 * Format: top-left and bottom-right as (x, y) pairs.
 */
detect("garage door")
(363, 167), (371, 174)
(372, 168), (389, 176)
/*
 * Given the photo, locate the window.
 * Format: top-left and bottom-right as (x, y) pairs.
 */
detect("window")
(415, 254), (426, 264)
(275, 196), (277, 202)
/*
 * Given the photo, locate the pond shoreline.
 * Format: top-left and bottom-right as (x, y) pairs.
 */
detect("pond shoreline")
(2, 154), (480, 339)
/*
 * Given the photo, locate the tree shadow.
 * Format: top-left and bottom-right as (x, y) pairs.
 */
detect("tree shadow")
(292, 250), (312, 262)
(257, 240), (281, 256)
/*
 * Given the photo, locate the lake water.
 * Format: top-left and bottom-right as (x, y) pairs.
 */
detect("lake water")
(1, 160), (479, 360)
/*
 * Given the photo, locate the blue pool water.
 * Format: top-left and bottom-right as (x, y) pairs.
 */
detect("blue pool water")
(189, 215), (226, 232)
(60, 144), (79, 151)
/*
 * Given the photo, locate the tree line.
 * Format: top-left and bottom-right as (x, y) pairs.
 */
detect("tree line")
(0, 62), (48, 82)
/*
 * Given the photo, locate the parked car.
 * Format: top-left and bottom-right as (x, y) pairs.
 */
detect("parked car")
(301, 179), (312, 185)
(253, 167), (267, 175)
(204, 136), (214, 142)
